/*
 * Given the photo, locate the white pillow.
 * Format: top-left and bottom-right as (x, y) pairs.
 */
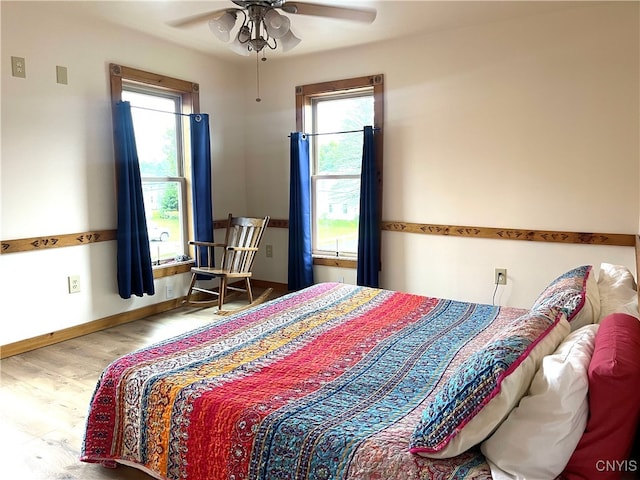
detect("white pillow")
(481, 324), (598, 480)
(597, 263), (638, 321)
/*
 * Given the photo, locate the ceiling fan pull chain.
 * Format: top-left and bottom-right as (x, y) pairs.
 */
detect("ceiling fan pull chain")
(255, 52), (261, 102)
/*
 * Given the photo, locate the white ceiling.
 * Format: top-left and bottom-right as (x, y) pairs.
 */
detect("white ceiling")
(64, 0), (584, 64)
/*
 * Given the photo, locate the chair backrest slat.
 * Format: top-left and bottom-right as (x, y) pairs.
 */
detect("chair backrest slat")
(220, 215), (270, 274)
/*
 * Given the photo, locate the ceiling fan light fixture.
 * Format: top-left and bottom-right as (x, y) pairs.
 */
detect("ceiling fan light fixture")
(280, 29), (301, 53)
(170, 1), (378, 102)
(229, 31), (251, 56)
(208, 11), (237, 42)
(237, 24), (252, 43)
(264, 8), (290, 39)
(171, 0), (379, 57)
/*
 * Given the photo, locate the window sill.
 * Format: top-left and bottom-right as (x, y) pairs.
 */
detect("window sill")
(152, 260), (194, 279)
(313, 255), (356, 269)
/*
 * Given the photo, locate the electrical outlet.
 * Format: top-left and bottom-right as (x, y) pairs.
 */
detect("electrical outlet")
(265, 244), (273, 258)
(11, 56), (26, 78)
(495, 268), (507, 285)
(166, 285), (174, 299)
(68, 275), (81, 293)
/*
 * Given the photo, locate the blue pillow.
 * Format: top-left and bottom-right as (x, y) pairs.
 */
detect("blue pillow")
(532, 265), (598, 330)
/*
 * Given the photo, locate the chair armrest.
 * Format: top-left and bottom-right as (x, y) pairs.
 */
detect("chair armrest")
(225, 246), (259, 252)
(189, 241), (226, 248)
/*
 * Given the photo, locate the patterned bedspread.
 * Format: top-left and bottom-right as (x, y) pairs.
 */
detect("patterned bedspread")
(81, 282), (528, 480)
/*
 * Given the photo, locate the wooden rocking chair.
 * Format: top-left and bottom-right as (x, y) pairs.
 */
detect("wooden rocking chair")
(183, 214), (272, 314)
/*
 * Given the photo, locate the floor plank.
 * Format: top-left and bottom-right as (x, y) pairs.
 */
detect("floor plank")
(0, 299), (262, 480)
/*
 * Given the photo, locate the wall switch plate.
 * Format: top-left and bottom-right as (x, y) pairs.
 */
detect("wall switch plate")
(166, 285), (174, 299)
(265, 244), (273, 258)
(495, 268), (507, 285)
(11, 56), (26, 78)
(68, 275), (81, 293)
(56, 65), (68, 85)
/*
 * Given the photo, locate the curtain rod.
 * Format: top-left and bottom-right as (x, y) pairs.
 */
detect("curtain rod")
(128, 104), (201, 119)
(289, 127), (379, 138)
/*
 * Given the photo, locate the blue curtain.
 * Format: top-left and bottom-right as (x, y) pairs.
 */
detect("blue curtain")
(357, 126), (380, 287)
(114, 101), (155, 298)
(190, 114), (214, 263)
(288, 132), (314, 291)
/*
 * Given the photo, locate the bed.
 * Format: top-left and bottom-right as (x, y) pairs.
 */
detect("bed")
(80, 264), (640, 480)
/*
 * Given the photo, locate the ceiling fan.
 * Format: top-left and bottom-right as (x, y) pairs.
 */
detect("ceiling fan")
(169, 1), (377, 57)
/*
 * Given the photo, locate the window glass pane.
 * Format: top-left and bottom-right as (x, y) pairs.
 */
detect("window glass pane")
(122, 90), (179, 177)
(315, 178), (360, 255)
(143, 181), (185, 264)
(316, 132), (363, 176)
(316, 95), (373, 175)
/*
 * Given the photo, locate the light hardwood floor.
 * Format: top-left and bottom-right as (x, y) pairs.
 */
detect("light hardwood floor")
(0, 300), (259, 480)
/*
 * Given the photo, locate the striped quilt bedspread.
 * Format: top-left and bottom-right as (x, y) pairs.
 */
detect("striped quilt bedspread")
(81, 282), (528, 480)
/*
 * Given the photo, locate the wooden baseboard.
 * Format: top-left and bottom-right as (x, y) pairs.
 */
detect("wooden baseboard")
(250, 279), (289, 292)
(0, 279), (288, 359)
(0, 297), (185, 359)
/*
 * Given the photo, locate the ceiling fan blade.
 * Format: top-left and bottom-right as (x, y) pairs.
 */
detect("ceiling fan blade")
(168, 9), (232, 28)
(281, 2), (376, 23)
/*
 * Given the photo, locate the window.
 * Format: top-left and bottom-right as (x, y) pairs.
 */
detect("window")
(296, 75), (383, 265)
(122, 88), (186, 265)
(312, 93), (373, 256)
(109, 64), (200, 268)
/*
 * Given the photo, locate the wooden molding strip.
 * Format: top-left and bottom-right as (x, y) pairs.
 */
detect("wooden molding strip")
(635, 236), (640, 307)
(2, 220), (633, 255)
(0, 297), (185, 359)
(1, 230), (117, 254)
(0, 279), (289, 359)
(0, 221), (290, 255)
(214, 218), (289, 229)
(313, 256), (357, 268)
(248, 279), (289, 292)
(266, 218), (289, 229)
(110, 63), (199, 94)
(153, 261), (193, 279)
(381, 222), (635, 247)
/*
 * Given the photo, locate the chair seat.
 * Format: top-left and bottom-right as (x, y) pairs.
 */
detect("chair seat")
(191, 266), (252, 278)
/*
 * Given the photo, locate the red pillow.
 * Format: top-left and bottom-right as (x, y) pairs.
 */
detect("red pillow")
(562, 313), (640, 480)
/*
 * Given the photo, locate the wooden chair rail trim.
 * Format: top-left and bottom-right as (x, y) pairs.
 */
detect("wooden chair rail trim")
(2, 220), (634, 255)
(381, 222), (635, 247)
(1, 230), (117, 254)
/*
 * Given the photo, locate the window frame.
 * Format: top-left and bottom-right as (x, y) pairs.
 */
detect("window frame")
(109, 64), (200, 274)
(295, 74), (384, 268)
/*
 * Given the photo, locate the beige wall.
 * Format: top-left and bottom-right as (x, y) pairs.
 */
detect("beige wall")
(0, 1), (246, 344)
(245, 2), (639, 306)
(1, 1), (638, 345)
